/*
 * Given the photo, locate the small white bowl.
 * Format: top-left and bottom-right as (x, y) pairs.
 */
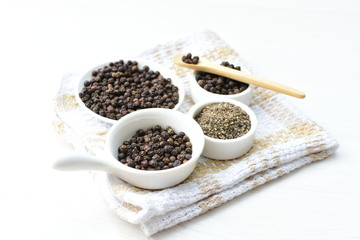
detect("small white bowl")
(76, 60), (185, 124)
(54, 108), (205, 190)
(189, 69), (254, 105)
(188, 99), (257, 160)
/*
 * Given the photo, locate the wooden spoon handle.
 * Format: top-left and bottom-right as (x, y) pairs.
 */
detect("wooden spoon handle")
(207, 63), (306, 99)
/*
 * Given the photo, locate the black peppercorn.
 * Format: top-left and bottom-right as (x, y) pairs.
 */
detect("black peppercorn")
(195, 61), (248, 95)
(117, 125), (193, 170)
(182, 53), (200, 64)
(79, 59), (180, 120)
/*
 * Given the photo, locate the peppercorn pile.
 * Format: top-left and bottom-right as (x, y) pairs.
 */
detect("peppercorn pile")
(118, 125), (193, 171)
(196, 61), (248, 95)
(182, 53), (199, 64)
(79, 60), (179, 120)
(195, 102), (251, 139)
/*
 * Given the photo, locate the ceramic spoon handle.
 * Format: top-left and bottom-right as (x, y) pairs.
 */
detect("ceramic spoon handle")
(53, 153), (117, 173)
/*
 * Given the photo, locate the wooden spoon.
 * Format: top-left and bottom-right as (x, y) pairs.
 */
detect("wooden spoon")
(173, 54), (305, 99)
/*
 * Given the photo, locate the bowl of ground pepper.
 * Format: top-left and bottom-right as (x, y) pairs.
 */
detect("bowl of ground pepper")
(76, 59), (185, 124)
(189, 61), (253, 105)
(188, 99), (257, 160)
(54, 108), (205, 189)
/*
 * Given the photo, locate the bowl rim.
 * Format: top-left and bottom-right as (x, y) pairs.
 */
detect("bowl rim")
(188, 99), (257, 144)
(104, 108), (205, 175)
(75, 59), (185, 124)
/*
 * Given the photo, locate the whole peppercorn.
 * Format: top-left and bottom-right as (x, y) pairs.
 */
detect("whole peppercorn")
(195, 61), (248, 95)
(117, 125), (193, 170)
(182, 53), (200, 64)
(79, 60), (180, 120)
(118, 145), (127, 153)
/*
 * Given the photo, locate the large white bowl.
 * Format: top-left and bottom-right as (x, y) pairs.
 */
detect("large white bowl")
(189, 67), (254, 105)
(54, 108), (205, 190)
(188, 99), (257, 160)
(76, 60), (185, 124)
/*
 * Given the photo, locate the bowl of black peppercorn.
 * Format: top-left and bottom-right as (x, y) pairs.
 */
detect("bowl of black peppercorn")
(189, 61), (254, 105)
(54, 108), (205, 189)
(77, 59), (185, 124)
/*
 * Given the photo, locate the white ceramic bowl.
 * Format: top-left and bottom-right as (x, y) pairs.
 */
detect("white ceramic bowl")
(54, 108), (205, 190)
(189, 68), (254, 105)
(188, 99), (257, 160)
(76, 60), (185, 124)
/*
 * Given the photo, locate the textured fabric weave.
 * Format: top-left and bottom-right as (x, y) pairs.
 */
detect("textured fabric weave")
(53, 30), (339, 236)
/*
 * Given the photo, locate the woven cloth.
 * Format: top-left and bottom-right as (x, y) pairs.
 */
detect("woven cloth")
(53, 29), (339, 236)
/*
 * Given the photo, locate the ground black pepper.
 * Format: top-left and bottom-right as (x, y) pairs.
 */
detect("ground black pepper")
(196, 61), (248, 95)
(194, 102), (251, 139)
(79, 60), (179, 120)
(118, 125), (192, 170)
(182, 53), (199, 64)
